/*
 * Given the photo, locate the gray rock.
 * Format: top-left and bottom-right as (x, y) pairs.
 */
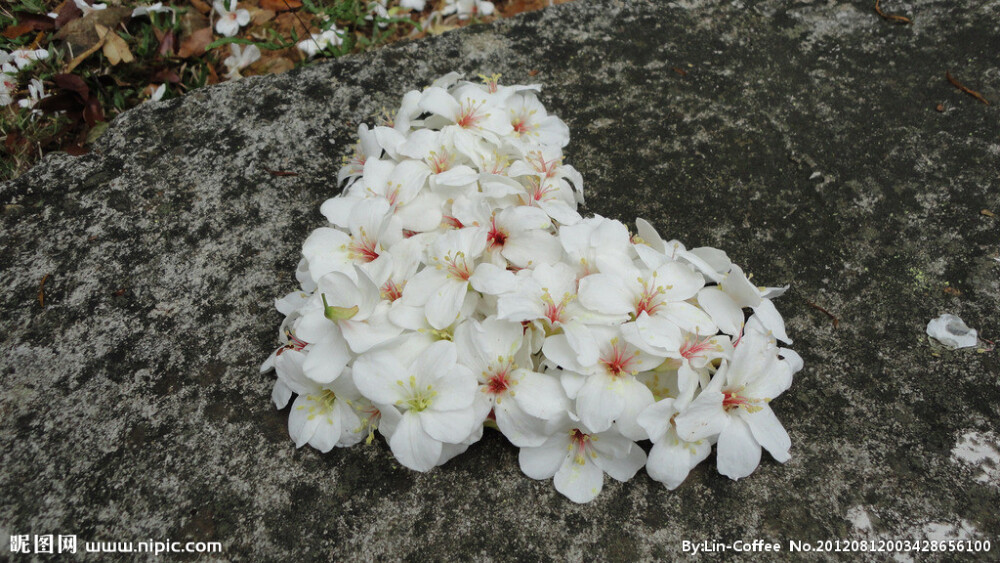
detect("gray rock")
(2, 0), (999, 560)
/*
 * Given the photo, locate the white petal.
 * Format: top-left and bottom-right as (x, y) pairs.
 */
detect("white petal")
(519, 438), (568, 479)
(420, 407), (476, 443)
(578, 274), (635, 315)
(576, 375), (625, 434)
(288, 395), (321, 448)
(352, 351), (407, 405)
(636, 398), (677, 443)
(302, 333), (351, 384)
(716, 416), (761, 480)
(554, 456), (603, 503)
(389, 411), (443, 472)
(646, 438), (704, 490)
(595, 442), (646, 482)
(740, 405), (791, 463)
(673, 391), (727, 441)
(512, 370), (568, 420)
(752, 299), (792, 344)
(697, 287), (745, 336)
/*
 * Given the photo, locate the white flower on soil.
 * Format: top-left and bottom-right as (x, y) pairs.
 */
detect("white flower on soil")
(353, 341), (479, 471)
(519, 421), (646, 503)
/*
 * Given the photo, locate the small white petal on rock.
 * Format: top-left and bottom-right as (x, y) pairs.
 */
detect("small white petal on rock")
(926, 314), (978, 349)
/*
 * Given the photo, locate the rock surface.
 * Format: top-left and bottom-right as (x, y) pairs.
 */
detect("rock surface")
(2, 0), (999, 560)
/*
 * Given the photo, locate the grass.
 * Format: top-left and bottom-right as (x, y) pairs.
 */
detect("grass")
(1, 0), (568, 182)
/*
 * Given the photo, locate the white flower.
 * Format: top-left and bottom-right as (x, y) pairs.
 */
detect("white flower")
(454, 317), (568, 446)
(223, 43), (260, 80)
(398, 227), (491, 330)
(149, 83), (166, 102)
(365, 0), (390, 29)
(638, 397), (712, 489)
(213, 0), (250, 38)
(542, 325), (661, 440)
(260, 72), (802, 502)
(73, 0), (108, 16)
(297, 28), (343, 58)
(353, 340), (479, 471)
(0, 78), (13, 107)
(519, 421), (645, 503)
(301, 197), (401, 284)
(131, 2), (173, 18)
(10, 48), (49, 71)
(674, 331), (798, 480)
(400, 0), (426, 10)
(274, 350), (367, 451)
(441, 0), (495, 19)
(17, 78), (48, 115)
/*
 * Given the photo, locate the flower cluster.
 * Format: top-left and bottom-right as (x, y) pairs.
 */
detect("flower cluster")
(262, 73), (802, 503)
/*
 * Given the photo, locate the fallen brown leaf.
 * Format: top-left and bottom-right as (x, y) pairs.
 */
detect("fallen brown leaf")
(3, 23), (35, 39)
(97, 24), (135, 65)
(151, 69), (181, 83)
(528, 69), (540, 77)
(261, 0), (303, 11)
(943, 286), (962, 296)
(157, 29), (176, 57)
(874, 0), (911, 24)
(946, 70), (990, 105)
(982, 209), (996, 217)
(12, 11), (57, 32)
(935, 103), (944, 112)
(55, 1), (83, 28)
(177, 26), (214, 58)
(251, 8), (277, 25)
(63, 31), (108, 73)
(54, 7), (132, 50)
(672, 67), (687, 76)
(189, 0), (213, 15)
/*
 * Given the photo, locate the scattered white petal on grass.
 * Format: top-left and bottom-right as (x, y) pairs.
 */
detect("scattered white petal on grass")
(926, 314), (978, 349)
(400, 0), (426, 10)
(10, 48), (49, 70)
(73, 0), (108, 16)
(132, 3), (174, 18)
(297, 28), (344, 58)
(223, 44), (261, 80)
(213, 0), (250, 38)
(17, 78), (48, 115)
(149, 83), (166, 101)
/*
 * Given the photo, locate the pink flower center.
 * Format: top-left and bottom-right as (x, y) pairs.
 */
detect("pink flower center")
(527, 151), (559, 178)
(442, 215), (464, 229)
(487, 216), (507, 250)
(348, 232), (380, 263)
(512, 118), (531, 135)
(634, 281), (664, 317)
(600, 339), (639, 377)
(569, 428), (595, 464)
(457, 100), (487, 128)
(381, 280), (404, 302)
(428, 149), (453, 174)
(441, 252), (472, 281)
(680, 336), (715, 361)
(723, 389), (763, 413)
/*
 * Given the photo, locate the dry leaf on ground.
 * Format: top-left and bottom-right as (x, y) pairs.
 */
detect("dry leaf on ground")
(54, 7), (132, 50)
(261, 0), (303, 11)
(177, 27), (214, 59)
(97, 24), (134, 65)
